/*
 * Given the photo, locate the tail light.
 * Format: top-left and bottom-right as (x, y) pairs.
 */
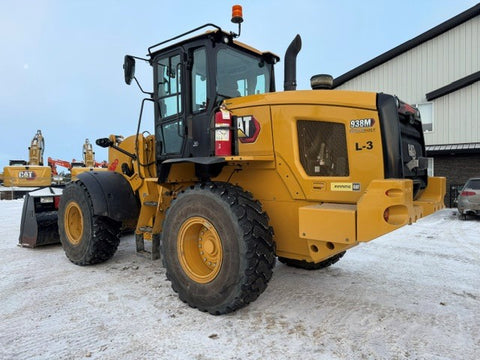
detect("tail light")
(54, 196), (61, 209)
(383, 208), (390, 222)
(383, 205), (408, 225)
(461, 191), (476, 196)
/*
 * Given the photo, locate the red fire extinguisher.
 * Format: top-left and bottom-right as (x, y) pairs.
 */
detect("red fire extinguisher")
(215, 107), (232, 156)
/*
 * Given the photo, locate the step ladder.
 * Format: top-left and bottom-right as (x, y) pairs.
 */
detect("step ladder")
(135, 200), (160, 260)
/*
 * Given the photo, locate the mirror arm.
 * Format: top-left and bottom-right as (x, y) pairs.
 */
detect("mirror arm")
(130, 55), (149, 62)
(95, 138), (137, 160)
(133, 76), (153, 96)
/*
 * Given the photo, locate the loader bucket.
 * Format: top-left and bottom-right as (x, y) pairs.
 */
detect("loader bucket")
(19, 187), (63, 248)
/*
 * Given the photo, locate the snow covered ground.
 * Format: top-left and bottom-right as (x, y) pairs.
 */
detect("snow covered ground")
(0, 199), (479, 360)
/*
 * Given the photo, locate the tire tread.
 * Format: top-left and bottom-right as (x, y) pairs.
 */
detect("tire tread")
(59, 182), (120, 266)
(162, 182), (275, 315)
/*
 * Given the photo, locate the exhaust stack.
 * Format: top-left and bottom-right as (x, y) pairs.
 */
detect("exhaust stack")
(284, 34), (302, 91)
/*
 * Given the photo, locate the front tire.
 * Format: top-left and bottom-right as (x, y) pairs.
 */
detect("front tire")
(161, 182), (275, 315)
(58, 182), (121, 265)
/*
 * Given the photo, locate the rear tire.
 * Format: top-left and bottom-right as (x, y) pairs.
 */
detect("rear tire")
(278, 251), (345, 270)
(161, 182), (275, 315)
(58, 182), (121, 265)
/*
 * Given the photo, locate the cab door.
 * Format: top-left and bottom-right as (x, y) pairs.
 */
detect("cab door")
(188, 46), (212, 157)
(154, 51), (185, 162)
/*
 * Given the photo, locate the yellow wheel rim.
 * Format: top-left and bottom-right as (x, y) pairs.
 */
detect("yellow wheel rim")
(177, 217), (223, 284)
(64, 202), (83, 246)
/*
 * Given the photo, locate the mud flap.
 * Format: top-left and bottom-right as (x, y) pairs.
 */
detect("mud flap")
(19, 187), (63, 248)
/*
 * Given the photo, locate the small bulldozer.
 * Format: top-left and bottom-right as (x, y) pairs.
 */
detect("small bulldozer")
(21, 6), (445, 314)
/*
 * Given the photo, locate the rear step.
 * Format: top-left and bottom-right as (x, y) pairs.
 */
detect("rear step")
(19, 187), (63, 248)
(135, 228), (160, 260)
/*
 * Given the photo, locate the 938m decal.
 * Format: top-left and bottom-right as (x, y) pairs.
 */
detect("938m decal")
(350, 118), (375, 128)
(349, 118), (376, 133)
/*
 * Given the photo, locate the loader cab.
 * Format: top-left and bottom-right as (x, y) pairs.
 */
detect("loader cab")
(149, 30), (278, 168)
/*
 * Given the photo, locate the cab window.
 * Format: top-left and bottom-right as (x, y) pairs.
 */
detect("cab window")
(216, 48), (270, 98)
(191, 48), (207, 112)
(157, 54), (182, 118)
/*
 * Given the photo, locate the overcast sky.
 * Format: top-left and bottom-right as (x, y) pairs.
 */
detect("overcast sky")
(1, 0), (478, 168)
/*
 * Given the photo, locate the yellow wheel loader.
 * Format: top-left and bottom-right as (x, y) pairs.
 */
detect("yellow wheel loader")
(37, 7), (445, 314)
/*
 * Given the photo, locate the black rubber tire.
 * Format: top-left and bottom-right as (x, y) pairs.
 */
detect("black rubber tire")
(278, 251), (346, 270)
(58, 182), (121, 265)
(161, 182), (275, 315)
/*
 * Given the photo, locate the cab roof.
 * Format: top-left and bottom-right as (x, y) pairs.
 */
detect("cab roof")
(148, 27), (279, 63)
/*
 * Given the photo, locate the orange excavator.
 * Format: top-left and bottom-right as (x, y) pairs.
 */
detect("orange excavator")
(48, 157), (72, 176)
(48, 157), (72, 185)
(48, 139), (108, 180)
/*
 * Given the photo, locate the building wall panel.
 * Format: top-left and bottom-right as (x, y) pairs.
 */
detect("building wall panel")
(424, 81), (480, 144)
(336, 17), (480, 146)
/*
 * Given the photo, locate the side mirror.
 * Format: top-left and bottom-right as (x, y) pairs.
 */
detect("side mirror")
(123, 55), (136, 85)
(96, 138), (113, 148)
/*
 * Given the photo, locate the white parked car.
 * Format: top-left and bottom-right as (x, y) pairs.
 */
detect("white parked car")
(457, 177), (480, 219)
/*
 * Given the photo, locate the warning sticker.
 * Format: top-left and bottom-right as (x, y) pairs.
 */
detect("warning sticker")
(215, 128), (230, 141)
(330, 182), (361, 192)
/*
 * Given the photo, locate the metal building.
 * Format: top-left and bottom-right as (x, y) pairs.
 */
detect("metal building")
(333, 3), (480, 207)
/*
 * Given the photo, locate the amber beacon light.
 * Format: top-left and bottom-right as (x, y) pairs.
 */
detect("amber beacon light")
(231, 5), (244, 23)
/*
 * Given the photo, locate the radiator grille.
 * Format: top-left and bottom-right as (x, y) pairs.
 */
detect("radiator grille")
(297, 120), (349, 177)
